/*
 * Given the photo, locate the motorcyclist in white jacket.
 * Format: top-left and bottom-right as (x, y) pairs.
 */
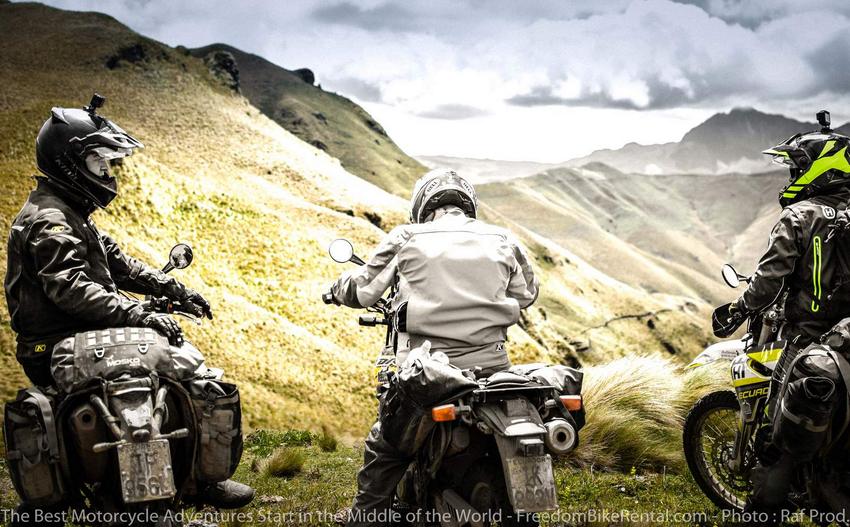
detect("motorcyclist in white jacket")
(330, 168), (539, 526)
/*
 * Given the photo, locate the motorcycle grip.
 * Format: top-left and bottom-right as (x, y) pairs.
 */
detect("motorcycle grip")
(322, 292), (337, 305)
(359, 315), (378, 326)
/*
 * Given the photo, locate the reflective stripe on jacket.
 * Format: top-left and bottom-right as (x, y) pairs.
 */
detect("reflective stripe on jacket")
(738, 188), (850, 343)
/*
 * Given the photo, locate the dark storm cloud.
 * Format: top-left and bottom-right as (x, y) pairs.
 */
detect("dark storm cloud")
(311, 2), (420, 31)
(671, 0), (850, 29)
(807, 33), (850, 93)
(329, 77), (383, 103)
(507, 73), (754, 111)
(35, 0), (850, 116)
(416, 104), (488, 120)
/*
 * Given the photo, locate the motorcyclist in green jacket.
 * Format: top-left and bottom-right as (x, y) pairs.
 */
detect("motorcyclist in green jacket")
(729, 111), (850, 513)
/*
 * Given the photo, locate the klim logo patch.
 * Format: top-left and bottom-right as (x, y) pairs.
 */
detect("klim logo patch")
(48, 225), (65, 233)
(34, 344), (46, 353)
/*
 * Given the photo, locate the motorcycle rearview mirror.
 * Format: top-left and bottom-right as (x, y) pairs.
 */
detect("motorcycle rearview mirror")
(721, 264), (741, 288)
(328, 238), (365, 265)
(163, 243), (194, 273)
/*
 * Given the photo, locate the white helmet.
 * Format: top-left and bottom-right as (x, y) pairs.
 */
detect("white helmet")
(409, 169), (478, 223)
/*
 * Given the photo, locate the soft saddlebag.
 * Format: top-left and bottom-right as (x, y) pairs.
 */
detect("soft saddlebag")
(3, 387), (66, 507)
(509, 363), (586, 430)
(189, 380), (243, 482)
(772, 346), (843, 461)
(51, 327), (207, 393)
(380, 346), (478, 454)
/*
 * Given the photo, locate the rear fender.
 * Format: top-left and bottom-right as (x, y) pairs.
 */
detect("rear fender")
(478, 399), (558, 513)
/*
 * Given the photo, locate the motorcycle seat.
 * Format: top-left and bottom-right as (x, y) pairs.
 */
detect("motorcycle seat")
(483, 371), (537, 388)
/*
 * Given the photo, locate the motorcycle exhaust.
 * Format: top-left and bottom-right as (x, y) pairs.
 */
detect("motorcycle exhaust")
(544, 418), (577, 455)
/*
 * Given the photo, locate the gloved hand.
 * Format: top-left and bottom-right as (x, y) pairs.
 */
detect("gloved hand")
(822, 318), (850, 351)
(143, 313), (184, 346)
(728, 298), (744, 318)
(181, 288), (213, 319)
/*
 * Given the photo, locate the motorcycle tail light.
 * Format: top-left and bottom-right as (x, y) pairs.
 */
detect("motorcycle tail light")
(431, 404), (457, 422)
(560, 395), (582, 412)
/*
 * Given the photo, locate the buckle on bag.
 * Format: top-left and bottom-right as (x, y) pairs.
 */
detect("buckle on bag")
(94, 347), (105, 359)
(138, 343), (149, 355)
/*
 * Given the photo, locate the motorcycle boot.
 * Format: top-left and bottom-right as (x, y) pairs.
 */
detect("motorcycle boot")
(187, 479), (255, 509)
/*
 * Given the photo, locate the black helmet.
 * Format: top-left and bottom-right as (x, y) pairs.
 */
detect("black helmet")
(409, 168), (478, 223)
(36, 94), (143, 209)
(763, 110), (850, 207)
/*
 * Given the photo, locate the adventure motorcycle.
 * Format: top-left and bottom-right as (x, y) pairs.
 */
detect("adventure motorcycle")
(4, 244), (243, 527)
(323, 239), (584, 527)
(683, 263), (850, 519)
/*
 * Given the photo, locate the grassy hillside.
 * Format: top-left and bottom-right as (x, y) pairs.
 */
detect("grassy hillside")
(479, 164), (785, 306)
(190, 43), (426, 196)
(0, 2), (715, 443)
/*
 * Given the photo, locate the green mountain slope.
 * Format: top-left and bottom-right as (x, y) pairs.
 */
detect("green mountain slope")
(189, 43), (426, 196)
(0, 2), (713, 440)
(478, 164), (786, 305)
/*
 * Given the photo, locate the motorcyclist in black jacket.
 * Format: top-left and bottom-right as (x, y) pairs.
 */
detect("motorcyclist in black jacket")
(3, 94), (252, 510)
(729, 111), (850, 513)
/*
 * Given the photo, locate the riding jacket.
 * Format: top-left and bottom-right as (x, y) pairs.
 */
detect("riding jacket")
(5, 179), (184, 366)
(331, 206), (539, 371)
(736, 188), (850, 344)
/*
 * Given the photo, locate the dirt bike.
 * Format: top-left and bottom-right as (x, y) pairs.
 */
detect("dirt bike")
(4, 243), (243, 527)
(683, 263), (850, 520)
(323, 239), (584, 527)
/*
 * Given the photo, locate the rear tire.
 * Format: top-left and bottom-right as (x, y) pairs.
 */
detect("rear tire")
(683, 390), (750, 511)
(463, 463), (539, 527)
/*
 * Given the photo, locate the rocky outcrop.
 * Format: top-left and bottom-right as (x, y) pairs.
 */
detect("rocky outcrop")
(203, 50), (240, 92)
(293, 68), (315, 85)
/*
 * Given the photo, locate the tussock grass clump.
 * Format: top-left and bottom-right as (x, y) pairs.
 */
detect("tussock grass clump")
(255, 446), (307, 478)
(318, 425), (338, 452)
(246, 429), (314, 457)
(569, 355), (726, 472)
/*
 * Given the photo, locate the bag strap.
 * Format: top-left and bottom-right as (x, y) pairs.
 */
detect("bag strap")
(22, 387), (60, 463)
(825, 349), (850, 446)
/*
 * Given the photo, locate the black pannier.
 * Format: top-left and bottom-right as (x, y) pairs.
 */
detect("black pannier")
(772, 346), (844, 460)
(189, 380), (244, 482)
(3, 387), (66, 507)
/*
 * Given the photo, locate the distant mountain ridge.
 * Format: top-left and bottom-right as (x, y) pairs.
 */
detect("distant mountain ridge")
(417, 155), (557, 183)
(564, 108), (850, 175)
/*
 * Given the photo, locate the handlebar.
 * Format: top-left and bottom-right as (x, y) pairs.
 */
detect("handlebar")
(359, 315), (388, 327)
(142, 297), (201, 323)
(322, 292), (338, 305)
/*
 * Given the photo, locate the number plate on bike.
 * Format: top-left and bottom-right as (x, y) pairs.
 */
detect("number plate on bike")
(117, 439), (176, 503)
(505, 455), (558, 512)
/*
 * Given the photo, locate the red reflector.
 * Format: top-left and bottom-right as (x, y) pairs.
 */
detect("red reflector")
(431, 404), (457, 422)
(560, 395), (583, 412)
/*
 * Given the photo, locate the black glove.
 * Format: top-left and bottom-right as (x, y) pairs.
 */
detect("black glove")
(822, 318), (850, 351)
(143, 313), (184, 346)
(181, 288), (213, 319)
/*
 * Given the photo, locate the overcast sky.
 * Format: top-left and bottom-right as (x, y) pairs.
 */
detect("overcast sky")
(39, 0), (850, 162)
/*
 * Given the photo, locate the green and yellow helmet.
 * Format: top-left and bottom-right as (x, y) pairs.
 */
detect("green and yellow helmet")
(763, 111), (850, 207)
